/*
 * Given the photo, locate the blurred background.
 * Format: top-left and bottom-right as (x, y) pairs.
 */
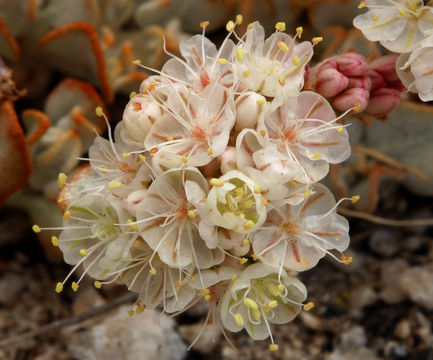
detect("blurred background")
(0, 0), (432, 359)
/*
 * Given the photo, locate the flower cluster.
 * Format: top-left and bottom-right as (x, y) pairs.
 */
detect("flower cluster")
(354, 0), (433, 101)
(34, 19), (356, 350)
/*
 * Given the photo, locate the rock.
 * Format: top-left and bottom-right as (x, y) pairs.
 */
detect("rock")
(399, 265), (433, 309)
(72, 288), (106, 315)
(66, 305), (187, 360)
(350, 285), (378, 310)
(409, 348), (433, 360)
(394, 319), (411, 340)
(178, 323), (221, 354)
(380, 259), (409, 304)
(369, 229), (400, 257)
(0, 273), (25, 304)
(300, 311), (323, 331)
(338, 326), (367, 350)
(326, 347), (376, 360)
(384, 341), (409, 359)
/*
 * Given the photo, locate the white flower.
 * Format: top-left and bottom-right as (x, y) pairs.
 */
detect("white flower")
(136, 168), (224, 269)
(353, 0), (433, 53)
(256, 91), (351, 184)
(234, 21), (313, 97)
(206, 170), (267, 234)
(144, 82), (235, 169)
(161, 32), (236, 92)
(220, 263), (307, 341)
(397, 35), (433, 101)
(251, 184), (350, 272)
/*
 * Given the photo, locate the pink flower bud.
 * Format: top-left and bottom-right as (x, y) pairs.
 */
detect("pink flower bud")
(347, 75), (372, 91)
(336, 53), (369, 77)
(219, 146), (237, 174)
(366, 88), (401, 117)
(332, 88), (369, 113)
(318, 58), (338, 72)
(367, 69), (387, 92)
(316, 68), (349, 97)
(369, 55), (399, 83)
(235, 91), (265, 133)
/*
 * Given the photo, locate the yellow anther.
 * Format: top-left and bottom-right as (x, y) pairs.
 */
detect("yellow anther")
(262, 198), (268, 206)
(136, 306), (144, 313)
(251, 308), (261, 321)
(127, 219), (138, 231)
(149, 268), (157, 275)
(340, 255), (353, 265)
(312, 37), (323, 45)
(176, 280), (182, 287)
(210, 178), (224, 187)
(304, 189), (313, 198)
(204, 295), (211, 301)
(243, 298), (259, 310)
(129, 91), (137, 99)
(57, 197), (64, 204)
(234, 312), (244, 327)
(242, 238), (249, 246)
(260, 129), (266, 137)
(239, 257), (248, 264)
(95, 106), (103, 117)
(32, 225), (41, 233)
(128, 310), (135, 316)
(277, 41), (289, 52)
(122, 152), (131, 158)
(209, 116), (216, 123)
(254, 184), (262, 193)
(277, 284), (285, 292)
(133, 240), (141, 248)
(107, 181), (122, 189)
(292, 56), (300, 66)
(71, 282), (79, 292)
(217, 58), (228, 65)
(269, 344), (279, 351)
(231, 274), (238, 281)
(243, 70), (250, 77)
(51, 236), (58, 246)
(279, 76), (286, 86)
(353, 102), (362, 112)
(236, 14), (243, 25)
(399, 8), (406, 16)
(303, 301), (315, 311)
(166, 135), (174, 141)
(275, 22), (286, 32)
(251, 253), (258, 261)
(226, 20), (235, 32)
(296, 26), (303, 38)
(267, 300), (278, 309)
(94, 281), (102, 289)
(256, 99), (266, 105)
(351, 195), (360, 204)
(247, 23), (254, 30)
(358, 1), (366, 9)
(189, 275), (196, 282)
(150, 147), (158, 155)
(289, 180), (298, 188)
(337, 126), (344, 133)
(181, 156), (188, 164)
(79, 248), (88, 257)
(133, 59), (141, 65)
(58, 173), (67, 189)
(300, 258), (309, 264)
(372, 14), (379, 21)
(312, 153), (320, 159)
(236, 48), (245, 62)
(63, 211), (71, 220)
(200, 21), (210, 29)
(267, 283), (279, 297)
(200, 288), (210, 295)
(243, 220), (254, 230)
(206, 147), (213, 155)
(187, 210), (196, 219)
(55, 282), (63, 293)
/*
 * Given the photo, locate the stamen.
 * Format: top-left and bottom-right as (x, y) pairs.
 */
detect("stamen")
(71, 282), (79, 292)
(79, 249), (88, 257)
(303, 301), (315, 311)
(51, 236), (59, 246)
(312, 37), (323, 45)
(94, 281), (102, 289)
(55, 282), (63, 293)
(234, 312), (244, 327)
(132, 59), (141, 65)
(243, 298), (259, 310)
(210, 178), (224, 187)
(58, 173), (67, 189)
(358, 1), (366, 8)
(275, 22), (286, 32)
(236, 48), (245, 62)
(32, 225), (41, 233)
(269, 344), (279, 351)
(236, 14), (243, 25)
(200, 21), (210, 29)
(296, 26), (303, 38)
(351, 195), (360, 203)
(226, 20), (235, 32)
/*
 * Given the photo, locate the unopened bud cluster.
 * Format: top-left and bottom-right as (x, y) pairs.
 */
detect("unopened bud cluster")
(37, 19), (356, 350)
